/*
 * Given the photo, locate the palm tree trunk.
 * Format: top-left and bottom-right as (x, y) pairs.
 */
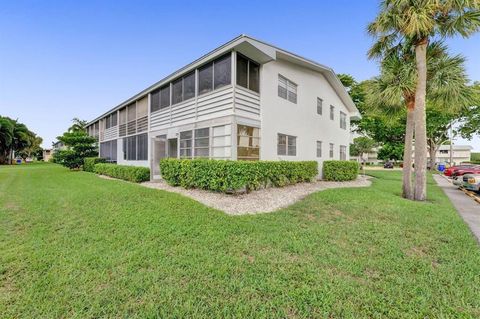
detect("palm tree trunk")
(402, 99), (415, 199)
(414, 39), (428, 201)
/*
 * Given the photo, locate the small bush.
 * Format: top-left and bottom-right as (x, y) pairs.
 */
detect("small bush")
(94, 163), (150, 183)
(323, 160), (359, 181)
(159, 159), (318, 193)
(83, 157), (106, 172)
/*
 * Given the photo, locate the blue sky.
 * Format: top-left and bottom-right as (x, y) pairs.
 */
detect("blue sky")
(1, 0), (479, 150)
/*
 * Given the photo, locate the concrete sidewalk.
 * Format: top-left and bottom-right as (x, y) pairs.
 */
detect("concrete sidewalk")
(433, 174), (480, 244)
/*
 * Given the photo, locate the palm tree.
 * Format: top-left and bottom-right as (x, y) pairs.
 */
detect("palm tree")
(68, 118), (88, 132)
(367, 41), (472, 199)
(368, 0), (480, 200)
(0, 116), (15, 164)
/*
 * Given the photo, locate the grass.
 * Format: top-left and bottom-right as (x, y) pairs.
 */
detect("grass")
(1, 163), (480, 318)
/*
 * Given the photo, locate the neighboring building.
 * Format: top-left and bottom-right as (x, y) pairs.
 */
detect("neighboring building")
(43, 149), (53, 162)
(425, 144), (472, 165)
(85, 35), (360, 179)
(52, 141), (66, 152)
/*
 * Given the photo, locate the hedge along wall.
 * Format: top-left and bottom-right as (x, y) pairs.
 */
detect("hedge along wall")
(94, 163), (150, 183)
(322, 160), (359, 181)
(83, 157), (106, 172)
(159, 159), (318, 193)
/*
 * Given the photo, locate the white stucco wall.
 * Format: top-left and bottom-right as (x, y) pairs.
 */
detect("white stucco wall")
(259, 58), (352, 176)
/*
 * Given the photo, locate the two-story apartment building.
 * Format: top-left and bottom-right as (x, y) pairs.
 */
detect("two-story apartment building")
(86, 35), (360, 179)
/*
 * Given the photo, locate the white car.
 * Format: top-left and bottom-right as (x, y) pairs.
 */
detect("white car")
(452, 175), (464, 187)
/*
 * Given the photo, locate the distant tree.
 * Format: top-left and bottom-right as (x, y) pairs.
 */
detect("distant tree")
(0, 116), (37, 164)
(350, 137), (377, 165)
(17, 133), (43, 161)
(378, 143), (404, 162)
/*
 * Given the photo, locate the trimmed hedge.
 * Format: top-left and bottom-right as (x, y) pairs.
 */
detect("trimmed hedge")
(323, 160), (359, 181)
(83, 157), (106, 172)
(159, 159), (318, 193)
(94, 163), (150, 183)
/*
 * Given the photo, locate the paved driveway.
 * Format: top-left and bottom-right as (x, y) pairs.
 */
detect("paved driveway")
(433, 174), (480, 244)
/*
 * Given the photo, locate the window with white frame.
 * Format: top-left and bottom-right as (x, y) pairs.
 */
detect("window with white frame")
(179, 130), (193, 158)
(277, 133), (296, 156)
(317, 98), (323, 115)
(237, 125), (260, 160)
(329, 143), (334, 158)
(278, 75), (297, 103)
(194, 128), (210, 158)
(212, 125), (231, 159)
(340, 145), (347, 160)
(100, 140), (117, 161)
(340, 111), (347, 129)
(330, 105), (335, 120)
(316, 141), (322, 157)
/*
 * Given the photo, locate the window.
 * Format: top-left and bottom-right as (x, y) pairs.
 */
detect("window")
(179, 130), (193, 158)
(119, 108), (127, 136)
(317, 98), (323, 115)
(340, 111), (347, 129)
(105, 113), (118, 129)
(237, 125), (260, 160)
(329, 143), (334, 158)
(440, 150), (448, 154)
(277, 133), (296, 156)
(127, 103), (137, 135)
(236, 54), (260, 93)
(212, 125), (231, 159)
(160, 85), (170, 109)
(340, 145), (347, 160)
(198, 63), (213, 95)
(123, 133), (148, 161)
(316, 141), (322, 157)
(198, 54), (231, 96)
(278, 75), (297, 103)
(172, 78), (183, 105)
(194, 128), (209, 158)
(100, 140), (117, 161)
(330, 105), (335, 120)
(213, 54), (231, 90)
(183, 72), (195, 100)
(151, 89), (161, 112)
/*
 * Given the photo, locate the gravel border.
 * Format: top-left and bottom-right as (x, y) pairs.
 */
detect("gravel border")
(140, 176), (371, 215)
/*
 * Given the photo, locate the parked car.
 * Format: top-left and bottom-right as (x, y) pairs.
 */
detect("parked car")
(453, 175), (464, 187)
(452, 166), (480, 178)
(463, 174), (480, 192)
(444, 164), (476, 177)
(384, 161), (394, 169)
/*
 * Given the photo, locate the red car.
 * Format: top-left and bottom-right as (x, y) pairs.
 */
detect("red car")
(451, 166), (480, 178)
(444, 164), (476, 177)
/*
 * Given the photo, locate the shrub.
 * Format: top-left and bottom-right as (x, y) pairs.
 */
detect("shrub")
(323, 160), (359, 181)
(94, 163), (150, 183)
(159, 159), (318, 193)
(83, 157), (106, 172)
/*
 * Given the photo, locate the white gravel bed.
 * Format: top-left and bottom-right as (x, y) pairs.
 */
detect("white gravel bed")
(140, 176), (371, 215)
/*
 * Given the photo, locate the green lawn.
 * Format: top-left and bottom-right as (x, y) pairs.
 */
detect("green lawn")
(1, 164), (479, 318)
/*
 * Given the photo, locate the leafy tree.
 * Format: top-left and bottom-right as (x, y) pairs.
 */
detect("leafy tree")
(378, 143), (404, 162)
(54, 119), (97, 170)
(0, 116), (39, 164)
(68, 118), (88, 132)
(350, 137), (377, 165)
(367, 0), (480, 201)
(17, 133), (43, 161)
(457, 82), (480, 139)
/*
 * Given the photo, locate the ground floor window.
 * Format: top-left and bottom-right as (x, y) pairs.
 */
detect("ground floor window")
(329, 143), (334, 158)
(212, 125), (231, 159)
(194, 128), (209, 158)
(123, 133), (148, 161)
(100, 140), (117, 162)
(237, 125), (260, 160)
(340, 145), (347, 160)
(277, 133), (296, 156)
(316, 141), (322, 158)
(179, 130), (193, 158)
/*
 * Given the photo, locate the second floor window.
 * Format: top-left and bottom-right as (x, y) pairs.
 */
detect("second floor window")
(278, 75), (297, 104)
(340, 111), (347, 129)
(105, 113), (117, 129)
(317, 98), (323, 115)
(198, 53), (231, 96)
(277, 133), (296, 156)
(237, 54), (260, 93)
(330, 105), (335, 120)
